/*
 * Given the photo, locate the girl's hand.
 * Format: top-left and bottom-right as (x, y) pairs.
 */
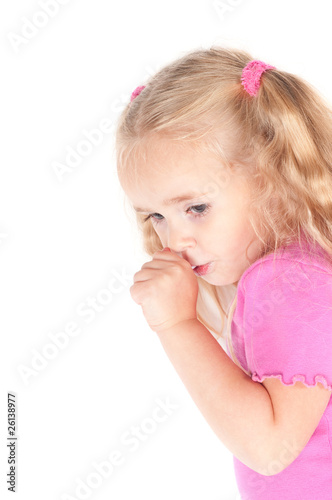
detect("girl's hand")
(130, 248), (199, 334)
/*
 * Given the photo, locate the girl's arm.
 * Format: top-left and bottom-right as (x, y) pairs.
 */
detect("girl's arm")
(130, 249), (331, 475)
(156, 318), (331, 475)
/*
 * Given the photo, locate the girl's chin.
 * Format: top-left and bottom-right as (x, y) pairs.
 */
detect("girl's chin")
(199, 274), (223, 286)
(199, 273), (238, 287)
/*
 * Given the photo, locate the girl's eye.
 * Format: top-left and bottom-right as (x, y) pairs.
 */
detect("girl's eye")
(143, 203), (210, 224)
(190, 204), (208, 215)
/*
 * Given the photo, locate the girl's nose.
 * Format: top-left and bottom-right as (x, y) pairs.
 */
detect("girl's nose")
(167, 228), (196, 253)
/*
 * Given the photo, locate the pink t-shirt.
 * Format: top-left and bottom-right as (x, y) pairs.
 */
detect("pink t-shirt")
(227, 236), (332, 499)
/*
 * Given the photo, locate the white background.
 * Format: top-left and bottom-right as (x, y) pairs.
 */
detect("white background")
(1, 1), (332, 499)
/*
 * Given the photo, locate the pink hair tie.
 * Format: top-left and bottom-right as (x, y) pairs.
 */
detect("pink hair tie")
(130, 85), (146, 102)
(241, 60), (276, 97)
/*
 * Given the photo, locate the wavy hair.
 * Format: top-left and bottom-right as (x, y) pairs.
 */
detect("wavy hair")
(115, 46), (332, 376)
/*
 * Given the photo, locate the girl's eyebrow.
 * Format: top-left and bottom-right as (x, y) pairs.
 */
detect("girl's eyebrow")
(133, 192), (208, 213)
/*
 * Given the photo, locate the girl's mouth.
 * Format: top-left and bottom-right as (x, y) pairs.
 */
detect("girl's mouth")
(192, 262), (212, 276)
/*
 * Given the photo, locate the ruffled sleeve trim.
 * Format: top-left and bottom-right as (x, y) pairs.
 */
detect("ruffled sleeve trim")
(251, 372), (332, 391)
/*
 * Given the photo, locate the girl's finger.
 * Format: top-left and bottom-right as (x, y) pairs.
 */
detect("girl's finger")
(152, 248), (180, 261)
(133, 267), (164, 283)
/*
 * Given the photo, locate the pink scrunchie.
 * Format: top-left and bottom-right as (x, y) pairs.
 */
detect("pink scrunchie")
(130, 85), (146, 102)
(241, 60), (275, 97)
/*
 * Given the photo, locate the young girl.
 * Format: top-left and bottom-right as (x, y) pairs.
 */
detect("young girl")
(115, 47), (332, 499)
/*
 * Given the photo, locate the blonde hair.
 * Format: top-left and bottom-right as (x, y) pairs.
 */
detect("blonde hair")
(115, 46), (332, 376)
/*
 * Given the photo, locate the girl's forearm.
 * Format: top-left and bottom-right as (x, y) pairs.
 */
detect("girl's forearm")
(156, 318), (276, 473)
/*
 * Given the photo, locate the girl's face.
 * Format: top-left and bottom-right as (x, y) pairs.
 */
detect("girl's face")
(122, 138), (263, 286)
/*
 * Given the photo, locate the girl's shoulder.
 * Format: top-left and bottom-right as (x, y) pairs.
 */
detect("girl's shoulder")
(232, 238), (332, 392)
(238, 236), (332, 292)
